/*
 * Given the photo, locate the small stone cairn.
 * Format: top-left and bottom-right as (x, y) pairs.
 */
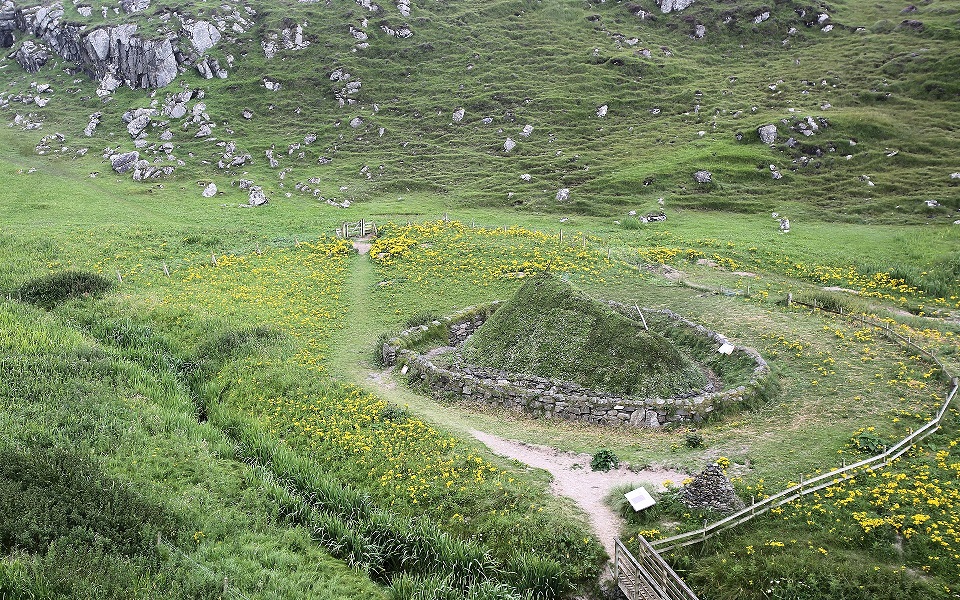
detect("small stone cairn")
(680, 463), (745, 513)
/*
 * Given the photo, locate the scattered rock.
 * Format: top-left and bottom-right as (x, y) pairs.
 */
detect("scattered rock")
(520, 173), (532, 182)
(452, 107), (465, 123)
(109, 150), (139, 174)
(186, 20), (221, 55)
(693, 170), (712, 184)
(127, 114), (150, 138)
(12, 40), (49, 73)
(556, 188), (570, 201)
(196, 57), (227, 79)
(202, 182), (217, 197)
(503, 137), (516, 152)
(596, 104), (608, 118)
(119, 0), (150, 14)
(83, 112), (101, 136)
(520, 124), (534, 137)
(248, 186), (268, 206)
(758, 124), (777, 145)
(657, 0), (695, 13)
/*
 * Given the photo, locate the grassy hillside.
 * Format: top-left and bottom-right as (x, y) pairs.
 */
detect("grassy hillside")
(1, 0), (960, 598)
(462, 274), (706, 397)
(1, 0), (959, 222)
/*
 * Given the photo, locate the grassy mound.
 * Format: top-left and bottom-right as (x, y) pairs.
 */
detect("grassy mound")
(462, 275), (705, 397)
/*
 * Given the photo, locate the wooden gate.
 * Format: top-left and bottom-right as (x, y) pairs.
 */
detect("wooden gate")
(336, 219), (377, 239)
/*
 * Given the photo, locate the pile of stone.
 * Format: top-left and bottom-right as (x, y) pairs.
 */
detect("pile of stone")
(216, 140), (251, 170)
(262, 20), (309, 58)
(330, 68), (362, 107)
(680, 464), (745, 513)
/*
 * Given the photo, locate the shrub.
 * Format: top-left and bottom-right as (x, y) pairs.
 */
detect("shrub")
(16, 271), (112, 309)
(850, 429), (886, 454)
(590, 449), (619, 472)
(0, 447), (181, 557)
(685, 432), (704, 449)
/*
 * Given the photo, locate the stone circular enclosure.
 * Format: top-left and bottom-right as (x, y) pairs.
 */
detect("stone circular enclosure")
(382, 302), (771, 428)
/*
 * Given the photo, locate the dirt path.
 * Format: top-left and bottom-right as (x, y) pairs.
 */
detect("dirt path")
(333, 251), (687, 560)
(471, 430), (686, 559)
(352, 237), (374, 255)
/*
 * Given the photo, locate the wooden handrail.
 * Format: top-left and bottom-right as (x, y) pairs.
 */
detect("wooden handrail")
(646, 307), (958, 553)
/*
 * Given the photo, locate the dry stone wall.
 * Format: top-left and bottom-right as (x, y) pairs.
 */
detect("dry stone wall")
(382, 302), (771, 428)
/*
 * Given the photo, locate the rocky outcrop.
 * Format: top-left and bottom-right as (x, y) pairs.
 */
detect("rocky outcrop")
(0, 0), (16, 48)
(11, 39), (48, 71)
(3, 0), (223, 89)
(658, 0), (695, 13)
(119, 0), (150, 14)
(109, 150), (139, 174)
(758, 124), (778, 145)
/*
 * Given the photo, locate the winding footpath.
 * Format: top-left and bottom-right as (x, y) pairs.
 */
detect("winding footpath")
(336, 242), (687, 559)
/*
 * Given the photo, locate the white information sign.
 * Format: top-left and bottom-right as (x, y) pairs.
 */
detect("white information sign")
(624, 487), (656, 512)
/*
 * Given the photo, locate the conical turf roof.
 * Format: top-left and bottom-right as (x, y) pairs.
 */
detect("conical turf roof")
(462, 275), (705, 397)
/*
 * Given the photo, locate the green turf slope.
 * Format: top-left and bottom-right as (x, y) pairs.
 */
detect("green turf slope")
(462, 274), (706, 397)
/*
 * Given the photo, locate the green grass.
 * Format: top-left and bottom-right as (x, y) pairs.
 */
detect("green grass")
(2, 0), (960, 597)
(462, 274), (706, 397)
